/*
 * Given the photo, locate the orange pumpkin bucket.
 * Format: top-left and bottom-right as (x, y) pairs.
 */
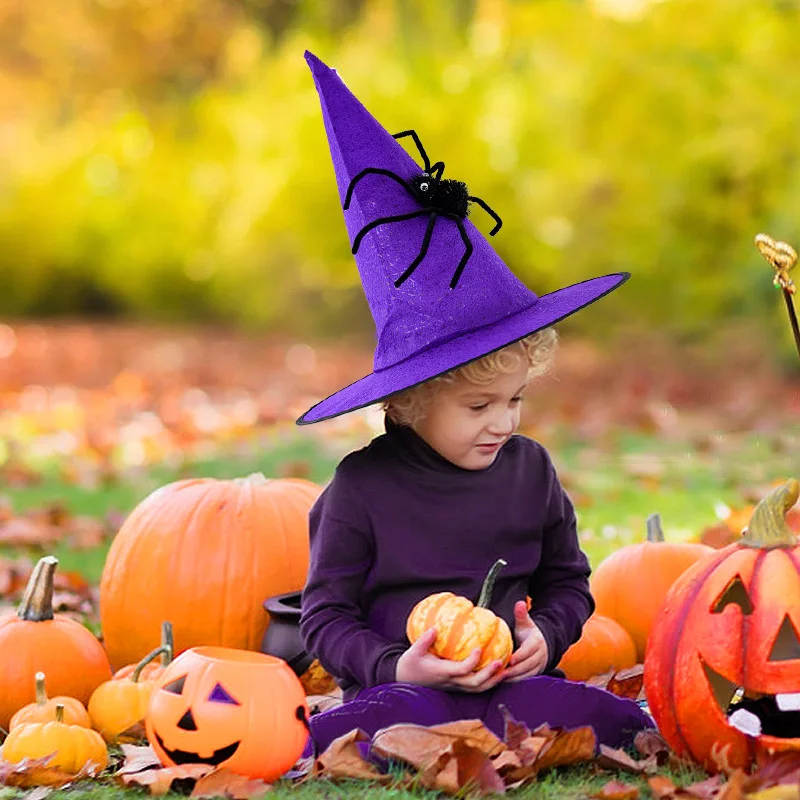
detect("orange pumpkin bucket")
(146, 646), (309, 781)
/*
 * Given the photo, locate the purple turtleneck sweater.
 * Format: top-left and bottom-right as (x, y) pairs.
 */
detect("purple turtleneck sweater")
(300, 415), (594, 700)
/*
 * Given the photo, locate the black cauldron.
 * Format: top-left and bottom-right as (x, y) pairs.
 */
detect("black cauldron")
(261, 591), (314, 676)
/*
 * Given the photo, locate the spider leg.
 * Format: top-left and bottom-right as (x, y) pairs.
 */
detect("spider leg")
(351, 209), (431, 255)
(344, 168), (418, 210)
(467, 196), (503, 235)
(449, 216), (474, 289)
(392, 130), (431, 172)
(394, 211), (438, 288)
(430, 161), (445, 181)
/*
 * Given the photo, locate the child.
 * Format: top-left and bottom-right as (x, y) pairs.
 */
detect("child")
(294, 52), (654, 756)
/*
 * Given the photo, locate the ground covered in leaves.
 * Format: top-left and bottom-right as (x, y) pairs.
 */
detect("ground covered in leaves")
(0, 321), (799, 799)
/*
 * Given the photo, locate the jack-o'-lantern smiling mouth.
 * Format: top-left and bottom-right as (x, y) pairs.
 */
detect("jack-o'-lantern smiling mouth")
(153, 732), (240, 766)
(701, 660), (800, 739)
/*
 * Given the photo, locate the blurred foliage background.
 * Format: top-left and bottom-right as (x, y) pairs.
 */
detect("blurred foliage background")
(2, 0), (800, 369)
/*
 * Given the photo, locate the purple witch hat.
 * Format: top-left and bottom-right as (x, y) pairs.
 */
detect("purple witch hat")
(296, 51), (629, 425)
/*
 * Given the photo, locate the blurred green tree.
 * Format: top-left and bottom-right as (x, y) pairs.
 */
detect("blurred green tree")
(0, 0), (798, 366)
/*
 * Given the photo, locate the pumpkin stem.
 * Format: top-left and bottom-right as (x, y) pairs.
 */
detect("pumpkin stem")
(17, 556), (57, 622)
(160, 621), (174, 666)
(477, 558), (507, 608)
(132, 645), (170, 683)
(646, 513), (665, 542)
(232, 473), (269, 486)
(34, 672), (48, 706)
(55, 704), (64, 724)
(741, 479), (799, 549)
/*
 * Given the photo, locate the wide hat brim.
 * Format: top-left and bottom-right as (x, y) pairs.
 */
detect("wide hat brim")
(296, 272), (628, 425)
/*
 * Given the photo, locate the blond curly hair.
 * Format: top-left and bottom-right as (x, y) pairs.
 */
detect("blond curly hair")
(381, 328), (558, 428)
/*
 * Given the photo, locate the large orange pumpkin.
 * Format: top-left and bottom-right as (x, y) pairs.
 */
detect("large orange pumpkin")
(0, 557), (112, 731)
(558, 614), (637, 682)
(645, 480), (800, 773)
(406, 558), (513, 670)
(591, 514), (714, 660)
(146, 647), (309, 781)
(99, 475), (321, 670)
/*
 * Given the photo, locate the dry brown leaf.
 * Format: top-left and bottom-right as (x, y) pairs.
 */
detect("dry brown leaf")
(118, 763), (213, 795)
(498, 703), (530, 750)
(531, 724), (597, 773)
(716, 770), (748, 800)
(299, 660), (339, 695)
(634, 729), (671, 760)
(682, 774), (725, 799)
(190, 768), (272, 798)
(592, 779), (641, 799)
(315, 729), (388, 782)
(24, 786), (54, 800)
(0, 518), (61, 547)
(0, 755), (104, 788)
(305, 692), (344, 715)
(752, 750), (800, 791)
(117, 744), (163, 774)
(647, 775), (679, 799)
(606, 665), (645, 700)
(596, 744), (657, 775)
(371, 719), (505, 773)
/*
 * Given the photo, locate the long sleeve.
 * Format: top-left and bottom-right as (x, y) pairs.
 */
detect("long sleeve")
(300, 464), (406, 692)
(528, 454), (595, 672)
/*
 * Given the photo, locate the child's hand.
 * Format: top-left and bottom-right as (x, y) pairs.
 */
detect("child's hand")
(396, 627), (506, 692)
(502, 601), (549, 681)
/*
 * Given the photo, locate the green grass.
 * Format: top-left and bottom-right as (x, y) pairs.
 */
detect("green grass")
(6, 760), (712, 799)
(5, 424), (799, 582)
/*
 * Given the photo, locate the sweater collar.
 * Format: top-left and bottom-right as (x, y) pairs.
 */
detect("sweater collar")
(382, 414), (504, 477)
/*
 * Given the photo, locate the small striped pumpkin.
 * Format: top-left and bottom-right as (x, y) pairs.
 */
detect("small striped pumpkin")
(406, 558), (513, 670)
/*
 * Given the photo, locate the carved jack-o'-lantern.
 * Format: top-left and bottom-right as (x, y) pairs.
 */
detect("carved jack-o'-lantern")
(145, 647), (309, 781)
(645, 480), (800, 773)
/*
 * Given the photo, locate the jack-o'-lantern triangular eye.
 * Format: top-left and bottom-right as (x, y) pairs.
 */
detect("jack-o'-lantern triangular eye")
(711, 575), (753, 615)
(769, 615), (800, 661)
(162, 676), (187, 694)
(208, 682), (240, 705)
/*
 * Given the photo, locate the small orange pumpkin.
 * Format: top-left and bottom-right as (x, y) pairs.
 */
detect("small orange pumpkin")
(113, 621), (173, 681)
(9, 671), (91, 730)
(0, 556), (112, 731)
(3, 704), (109, 780)
(406, 558), (513, 670)
(591, 514), (714, 660)
(88, 642), (170, 743)
(146, 647), (309, 781)
(557, 614), (637, 682)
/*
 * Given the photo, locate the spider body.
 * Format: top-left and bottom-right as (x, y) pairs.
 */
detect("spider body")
(343, 130), (502, 290)
(408, 174), (470, 219)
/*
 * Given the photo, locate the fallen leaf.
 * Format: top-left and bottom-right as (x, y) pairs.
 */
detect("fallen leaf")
(0, 755), (104, 788)
(117, 744), (163, 775)
(746, 786), (800, 800)
(647, 775), (678, 799)
(716, 769), (748, 800)
(596, 744), (657, 775)
(190, 768), (272, 798)
(299, 660), (339, 696)
(315, 729), (388, 782)
(633, 729), (671, 761)
(118, 764), (213, 795)
(606, 665), (645, 700)
(682, 774), (725, 799)
(532, 725), (596, 773)
(419, 740), (505, 796)
(592, 779), (640, 799)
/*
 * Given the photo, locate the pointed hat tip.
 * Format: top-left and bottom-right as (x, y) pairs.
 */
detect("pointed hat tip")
(304, 50), (334, 77)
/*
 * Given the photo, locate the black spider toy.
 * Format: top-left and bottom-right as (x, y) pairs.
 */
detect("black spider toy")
(343, 130), (502, 290)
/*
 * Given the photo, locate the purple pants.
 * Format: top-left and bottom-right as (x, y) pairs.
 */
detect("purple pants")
(303, 676), (654, 758)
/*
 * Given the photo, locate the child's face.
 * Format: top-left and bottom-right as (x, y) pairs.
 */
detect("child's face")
(413, 353), (530, 471)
